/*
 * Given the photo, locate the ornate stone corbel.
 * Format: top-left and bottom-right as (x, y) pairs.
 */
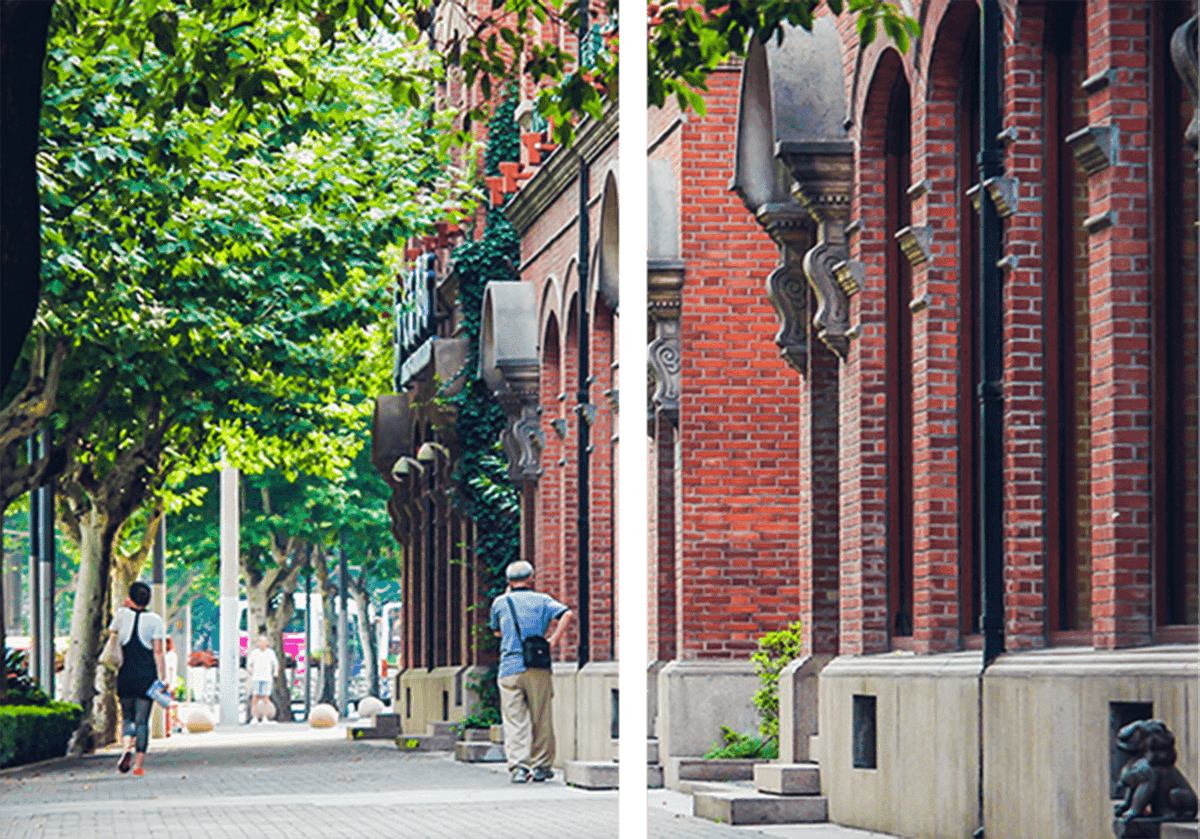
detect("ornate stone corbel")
(1066, 124), (1119, 176)
(757, 201), (813, 373)
(1171, 16), (1198, 150)
(648, 321), (681, 422)
(494, 366), (544, 484)
(648, 260), (684, 424)
(786, 148), (856, 359)
(895, 225), (932, 269)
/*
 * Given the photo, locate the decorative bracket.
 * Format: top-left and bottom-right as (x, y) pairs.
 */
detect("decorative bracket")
(492, 363), (544, 484)
(895, 225), (932, 269)
(1172, 15), (1199, 149)
(648, 259), (684, 424)
(785, 147), (856, 359)
(757, 201), (814, 373)
(1066, 124), (1119, 176)
(966, 178), (1017, 218)
(648, 320), (681, 423)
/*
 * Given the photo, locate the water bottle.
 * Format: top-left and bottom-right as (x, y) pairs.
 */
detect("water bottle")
(146, 679), (172, 709)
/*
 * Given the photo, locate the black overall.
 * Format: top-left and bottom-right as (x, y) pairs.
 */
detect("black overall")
(116, 609), (156, 698)
(117, 609), (156, 754)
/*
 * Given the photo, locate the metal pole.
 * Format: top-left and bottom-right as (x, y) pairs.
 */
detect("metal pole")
(151, 516), (166, 738)
(304, 568), (311, 720)
(26, 436), (40, 685)
(219, 461), (240, 725)
(37, 428), (54, 696)
(425, 463), (435, 672)
(337, 540), (348, 717)
(978, 0), (1005, 668)
(575, 9), (591, 662)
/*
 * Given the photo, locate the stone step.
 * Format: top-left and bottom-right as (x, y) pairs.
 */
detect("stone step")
(462, 728), (492, 742)
(754, 762), (820, 795)
(605, 738), (661, 764)
(346, 714), (403, 741)
(395, 733), (456, 752)
(565, 761), (618, 789)
(694, 788), (828, 825)
(1162, 824), (1199, 839)
(563, 761), (665, 789)
(426, 721), (456, 737)
(667, 757), (760, 788)
(455, 740), (505, 762)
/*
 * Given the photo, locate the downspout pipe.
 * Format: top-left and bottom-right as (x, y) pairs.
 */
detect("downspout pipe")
(575, 0), (591, 668)
(978, 0), (1005, 672)
(975, 2), (1004, 836)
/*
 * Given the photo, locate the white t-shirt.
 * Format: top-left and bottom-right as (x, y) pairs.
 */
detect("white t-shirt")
(247, 647), (279, 681)
(108, 607), (166, 649)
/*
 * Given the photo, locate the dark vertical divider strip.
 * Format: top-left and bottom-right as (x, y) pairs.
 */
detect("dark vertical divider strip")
(619, 3), (648, 835)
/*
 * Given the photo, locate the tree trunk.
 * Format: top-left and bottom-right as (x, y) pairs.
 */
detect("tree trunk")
(348, 570), (378, 699)
(62, 507), (110, 755)
(312, 550), (337, 705)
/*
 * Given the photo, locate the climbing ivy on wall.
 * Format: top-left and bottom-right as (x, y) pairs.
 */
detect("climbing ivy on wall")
(449, 91), (522, 612)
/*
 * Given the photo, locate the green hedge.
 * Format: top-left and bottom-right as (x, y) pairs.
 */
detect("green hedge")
(0, 702), (84, 768)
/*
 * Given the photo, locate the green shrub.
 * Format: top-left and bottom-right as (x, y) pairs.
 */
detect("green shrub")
(3, 649), (50, 707)
(0, 702), (84, 768)
(750, 621), (804, 742)
(702, 725), (779, 760)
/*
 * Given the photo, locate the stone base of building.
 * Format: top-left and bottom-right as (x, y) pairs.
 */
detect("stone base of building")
(814, 645), (1198, 839)
(395, 665), (488, 736)
(654, 658), (761, 786)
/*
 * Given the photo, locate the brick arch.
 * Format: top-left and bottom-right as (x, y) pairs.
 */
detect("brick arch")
(536, 312), (565, 646)
(858, 47), (915, 643)
(538, 274), (562, 349)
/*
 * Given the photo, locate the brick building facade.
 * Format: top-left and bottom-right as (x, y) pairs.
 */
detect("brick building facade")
(659, 2), (1199, 836)
(373, 0), (621, 760)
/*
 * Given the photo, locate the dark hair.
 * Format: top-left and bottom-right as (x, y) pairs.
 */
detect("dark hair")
(129, 581), (151, 608)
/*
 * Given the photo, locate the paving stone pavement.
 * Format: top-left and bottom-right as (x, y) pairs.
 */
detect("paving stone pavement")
(0, 725), (896, 838)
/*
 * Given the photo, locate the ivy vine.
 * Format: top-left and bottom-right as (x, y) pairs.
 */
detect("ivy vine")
(444, 92), (525, 719)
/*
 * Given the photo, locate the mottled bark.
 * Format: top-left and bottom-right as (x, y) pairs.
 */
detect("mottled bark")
(348, 567), (378, 699)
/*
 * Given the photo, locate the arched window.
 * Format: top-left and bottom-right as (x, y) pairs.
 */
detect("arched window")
(885, 73), (914, 638)
(1044, 1), (1092, 638)
(1151, 1), (1199, 633)
(957, 26), (982, 639)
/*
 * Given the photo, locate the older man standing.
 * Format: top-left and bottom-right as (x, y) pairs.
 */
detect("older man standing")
(490, 560), (572, 784)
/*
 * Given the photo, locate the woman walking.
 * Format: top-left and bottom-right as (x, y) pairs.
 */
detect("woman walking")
(108, 581), (166, 776)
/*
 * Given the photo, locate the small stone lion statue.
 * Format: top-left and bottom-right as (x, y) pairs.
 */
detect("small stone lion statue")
(1113, 719), (1198, 831)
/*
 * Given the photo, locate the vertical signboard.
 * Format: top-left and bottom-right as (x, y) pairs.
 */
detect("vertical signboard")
(394, 252), (437, 390)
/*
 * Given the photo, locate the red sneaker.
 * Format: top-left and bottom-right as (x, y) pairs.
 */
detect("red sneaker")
(132, 767), (144, 777)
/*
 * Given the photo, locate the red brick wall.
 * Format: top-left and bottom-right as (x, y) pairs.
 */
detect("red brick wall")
(672, 66), (802, 659)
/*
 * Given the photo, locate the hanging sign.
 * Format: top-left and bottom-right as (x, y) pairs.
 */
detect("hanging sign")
(394, 253), (436, 388)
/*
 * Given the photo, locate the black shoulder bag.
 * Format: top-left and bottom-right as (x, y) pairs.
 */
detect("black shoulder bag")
(506, 595), (552, 669)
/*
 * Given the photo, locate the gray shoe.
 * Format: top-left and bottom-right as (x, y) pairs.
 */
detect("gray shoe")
(531, 767), (554, 782)
(511, 767), (531, 784)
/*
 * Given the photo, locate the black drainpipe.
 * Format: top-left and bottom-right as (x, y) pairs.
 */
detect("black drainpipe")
(576, 152), (591, 668)
(975, 1), (1004, 835)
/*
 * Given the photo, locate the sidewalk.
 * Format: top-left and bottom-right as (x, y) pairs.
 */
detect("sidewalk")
(0, 724), (897, 838)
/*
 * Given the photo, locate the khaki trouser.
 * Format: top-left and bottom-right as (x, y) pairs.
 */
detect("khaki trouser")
(499, 668), (555, 770)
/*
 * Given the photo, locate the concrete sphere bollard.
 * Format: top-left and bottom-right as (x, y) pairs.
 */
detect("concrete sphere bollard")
(263, 698), (277, 720)
(185, 707), (215, 733)
(309, 703), (338, 728)
(357, 696), (384, 721)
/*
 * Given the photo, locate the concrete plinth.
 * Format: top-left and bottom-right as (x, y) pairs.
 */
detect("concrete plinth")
(462, 728), (492, 742)
(754, 763), (820, 795)
(455, 741), (505, 762)
(1163, 823), (1200, 839)
(693, 789), (828, 825)
(394, 733), (456, 752)
(665, 757), (758, 788)
(565, 761), (619, 789)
